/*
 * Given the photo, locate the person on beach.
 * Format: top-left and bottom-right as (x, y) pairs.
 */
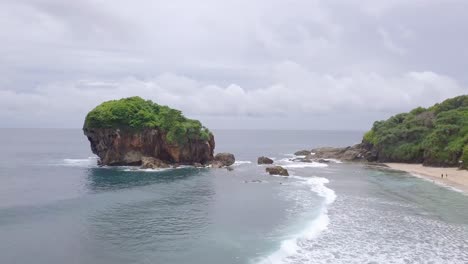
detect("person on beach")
(446, 173), (448, 178)
(441, 173), (443, 178)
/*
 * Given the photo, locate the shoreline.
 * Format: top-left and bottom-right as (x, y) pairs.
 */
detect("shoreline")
(384, 163), (468, 194)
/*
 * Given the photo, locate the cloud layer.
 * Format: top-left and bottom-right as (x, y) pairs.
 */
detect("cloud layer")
(0, 0), (467, 128)
(1, 63), (464, 128)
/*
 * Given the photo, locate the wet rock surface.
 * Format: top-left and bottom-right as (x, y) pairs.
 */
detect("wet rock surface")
(257, 156), (274, 164)
(266, 166), (289, 176)
(213, 153), (236, 167)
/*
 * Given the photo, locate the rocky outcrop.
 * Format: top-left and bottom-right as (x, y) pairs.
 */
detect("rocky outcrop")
(307, 142), (377, 162)
(141, 157), (170, 169)
(294, 150), (311, 156)
(266, 166), (289, 176)
(213, 153), (235, 167)
(257, 156), (274, 164)
(210, 161), (224, 168)
(83, 128), (215, 166)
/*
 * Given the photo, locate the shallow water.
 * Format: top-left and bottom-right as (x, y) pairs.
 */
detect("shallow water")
(0, 129), (467, 264)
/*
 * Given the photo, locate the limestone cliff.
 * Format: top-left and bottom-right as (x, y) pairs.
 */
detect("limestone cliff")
(84, 128), (215, 166)
(83, 97), (215, 166)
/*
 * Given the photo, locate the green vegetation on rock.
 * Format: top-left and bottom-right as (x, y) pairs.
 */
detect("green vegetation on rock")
(84, 97), (211, 144)
(362, 95), (468, 167)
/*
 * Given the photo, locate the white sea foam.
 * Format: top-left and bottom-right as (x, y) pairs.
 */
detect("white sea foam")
(61, 157), (98, 167)
(121, 167), (174, 172)
(276, 158), (328, 168)
(282, 163), (328, 168)
(233, 160), (252, 166)
(59, 157), (207, 172)
(283, 194), (468, 263)
(293, 155), (307, 159)
(257, 176), (336, 264)
(410, 173), (466, 195)
(323, 158), (342, 164)
(294, 176), (337, 205)
(121, 164), (203, 172)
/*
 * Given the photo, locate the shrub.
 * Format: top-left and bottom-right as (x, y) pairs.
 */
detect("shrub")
(84, 97), (211, 144)
(363, 130), (376, 145)
(363, 95), (468, 166)
(461, 145), (468, 169)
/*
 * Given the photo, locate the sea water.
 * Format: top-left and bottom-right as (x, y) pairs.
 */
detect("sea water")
(0, 129), (467, 264)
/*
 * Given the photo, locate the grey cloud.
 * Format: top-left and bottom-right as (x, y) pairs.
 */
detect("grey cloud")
(0, 0), (467, 129)
(0, 68), (464, 129)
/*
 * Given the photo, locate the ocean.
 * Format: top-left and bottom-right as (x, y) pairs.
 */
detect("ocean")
(0, 129), (467, 264)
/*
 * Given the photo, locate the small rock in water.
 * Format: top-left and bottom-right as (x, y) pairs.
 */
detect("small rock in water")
(226, 166), (234, 171)
(243, 179), (262, 183)
(317, 159), (331, 163)
(214, 153), (236, 166)
(257, 156), (274, 164)
(265, 166), (289, 176)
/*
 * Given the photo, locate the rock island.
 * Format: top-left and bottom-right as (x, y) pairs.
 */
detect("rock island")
(83, 97), (216, 167)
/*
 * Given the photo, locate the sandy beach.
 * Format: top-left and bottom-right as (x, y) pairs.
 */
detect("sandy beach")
(385, 163), (468, 194)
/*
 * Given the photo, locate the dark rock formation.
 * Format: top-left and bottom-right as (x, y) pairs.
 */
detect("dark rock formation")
(257, 156), (274, 164)
(308, 143), (376, 162)
(83, 128), (215, 166)
(266, 166), (289, 176)
(214, 153), (236, 166)
(294, 150), (311, 156)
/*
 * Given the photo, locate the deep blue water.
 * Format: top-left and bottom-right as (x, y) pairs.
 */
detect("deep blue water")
(0, 129), (467, 264)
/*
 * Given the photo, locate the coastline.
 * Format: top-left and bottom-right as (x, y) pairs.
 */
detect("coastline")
(384, 163), (468, 194)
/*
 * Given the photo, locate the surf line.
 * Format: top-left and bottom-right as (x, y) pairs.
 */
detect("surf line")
(257, 175), (336, 264)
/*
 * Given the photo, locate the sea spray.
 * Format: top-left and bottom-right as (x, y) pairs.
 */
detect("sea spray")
(233, 161), (253, 166)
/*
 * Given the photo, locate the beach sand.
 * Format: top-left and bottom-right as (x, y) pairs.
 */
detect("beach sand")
(385, 163), (468, 194)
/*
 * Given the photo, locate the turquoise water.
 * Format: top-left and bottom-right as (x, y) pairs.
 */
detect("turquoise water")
(0, 129), (467, 264)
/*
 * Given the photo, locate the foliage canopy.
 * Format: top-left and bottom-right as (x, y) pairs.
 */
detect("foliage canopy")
(362, 95), (468, 167)
(84, 97), (211, 144)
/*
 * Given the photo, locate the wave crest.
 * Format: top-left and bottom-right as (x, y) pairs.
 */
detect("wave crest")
(257, 175), (336, 264)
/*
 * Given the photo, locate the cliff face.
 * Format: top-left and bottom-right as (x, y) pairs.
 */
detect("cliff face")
(83, 128), (215, 166)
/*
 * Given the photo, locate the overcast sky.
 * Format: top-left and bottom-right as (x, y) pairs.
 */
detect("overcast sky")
(0, 0), (467, 129)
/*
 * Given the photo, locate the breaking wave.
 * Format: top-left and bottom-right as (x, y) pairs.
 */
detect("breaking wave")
(256, 176), (336, 264)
